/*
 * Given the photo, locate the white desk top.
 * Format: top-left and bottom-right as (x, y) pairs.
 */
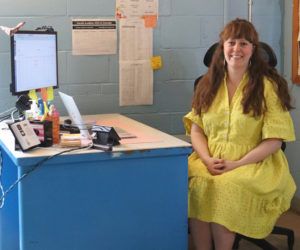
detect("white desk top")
(0, 114), (191, 159)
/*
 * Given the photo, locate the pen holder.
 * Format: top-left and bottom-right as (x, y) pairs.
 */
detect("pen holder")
(45, 113), (60, 144)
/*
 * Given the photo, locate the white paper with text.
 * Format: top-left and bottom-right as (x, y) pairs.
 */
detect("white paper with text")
(72, 19), (117, 55)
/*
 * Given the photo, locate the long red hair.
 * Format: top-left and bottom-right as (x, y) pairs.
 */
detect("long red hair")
(192, 18), (293, 116)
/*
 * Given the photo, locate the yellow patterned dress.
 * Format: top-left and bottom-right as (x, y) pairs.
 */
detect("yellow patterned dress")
(183, 73), (296, 239)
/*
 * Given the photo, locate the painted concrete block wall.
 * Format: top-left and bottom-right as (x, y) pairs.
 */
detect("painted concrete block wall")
(0, 0), (283, 135)
(283, 0), (300, 200)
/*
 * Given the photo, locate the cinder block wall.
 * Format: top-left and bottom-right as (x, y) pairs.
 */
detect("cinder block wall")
(283, 0), (300, 204)
(0, 0), (283, 135)
(2, 0), (300, 209)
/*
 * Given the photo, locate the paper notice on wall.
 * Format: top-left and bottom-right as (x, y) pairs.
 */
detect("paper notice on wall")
(116, 0), (158, 19)
(119, 18), (153, 106)
(150, 56), (162, 69)
(72, 19), (117, 55)
(119, 60), (153, 106)
(143, 15), (157, 28)
(119, 19), (153, 61)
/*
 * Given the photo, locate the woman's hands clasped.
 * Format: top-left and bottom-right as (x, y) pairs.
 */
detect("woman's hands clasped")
(204, 157), (240, 175)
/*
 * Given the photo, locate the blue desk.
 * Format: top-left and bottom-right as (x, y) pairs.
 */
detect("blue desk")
(0, 114), (191, 250)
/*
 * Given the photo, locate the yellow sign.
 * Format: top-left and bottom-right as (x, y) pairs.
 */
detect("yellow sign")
(150, 56), (162, 70)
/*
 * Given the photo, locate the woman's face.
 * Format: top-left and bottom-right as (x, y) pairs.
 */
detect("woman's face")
(223, 38), (254, 71)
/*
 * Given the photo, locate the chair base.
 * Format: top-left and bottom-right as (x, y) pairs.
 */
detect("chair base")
(232, 226), (294, 250)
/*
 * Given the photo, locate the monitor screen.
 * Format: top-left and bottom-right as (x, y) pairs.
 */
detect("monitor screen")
(10, 30), (58, 95)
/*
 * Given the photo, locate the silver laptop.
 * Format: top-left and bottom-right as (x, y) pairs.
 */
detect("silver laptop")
(58, 91), (90, 139)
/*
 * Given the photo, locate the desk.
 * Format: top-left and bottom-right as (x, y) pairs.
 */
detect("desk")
(0, 114), (191, 250)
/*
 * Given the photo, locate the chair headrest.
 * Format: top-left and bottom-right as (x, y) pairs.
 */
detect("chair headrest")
(203, 43), (218, 67)
(259, 42), (277, 67)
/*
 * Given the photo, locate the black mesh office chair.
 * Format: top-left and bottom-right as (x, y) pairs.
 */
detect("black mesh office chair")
(194, 41), (278, 89)
(193, 42), (294, 250)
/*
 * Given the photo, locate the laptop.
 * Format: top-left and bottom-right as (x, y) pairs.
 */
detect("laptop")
(58, 91), (136, 142)
(58, 91), (91, 139)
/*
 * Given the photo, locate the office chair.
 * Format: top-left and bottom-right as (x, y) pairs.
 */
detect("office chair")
(194, 41), (278, 90)
(193, 42), (294, 250)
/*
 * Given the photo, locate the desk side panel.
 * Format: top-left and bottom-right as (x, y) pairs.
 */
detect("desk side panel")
(0, 146), (20, 250)
(18, 151), (188, 250)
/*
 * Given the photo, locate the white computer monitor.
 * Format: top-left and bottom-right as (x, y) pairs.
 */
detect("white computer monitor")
(10, 30), (58, 95)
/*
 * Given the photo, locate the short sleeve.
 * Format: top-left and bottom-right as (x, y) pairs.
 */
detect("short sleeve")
(262, 79), (295, 142)
(183, 109), (204, 136)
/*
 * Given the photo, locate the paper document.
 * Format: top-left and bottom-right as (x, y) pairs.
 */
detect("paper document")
(72, 19), (117, 55)
(119, 19), (153, 61)
(119, 60), (153, 106)
(119, 18), (153, 106)
(114, 127), (136, 139)
(116, 0), (158, 19)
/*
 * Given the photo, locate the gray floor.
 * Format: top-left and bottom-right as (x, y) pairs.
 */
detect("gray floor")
(188, 209), (300, 250)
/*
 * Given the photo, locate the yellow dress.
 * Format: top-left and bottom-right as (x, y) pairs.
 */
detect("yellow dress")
(183, 74), (296, 239)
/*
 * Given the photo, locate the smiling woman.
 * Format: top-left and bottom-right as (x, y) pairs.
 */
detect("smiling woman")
(223, 38), (254, 103)
(223, 39), (254, 71)
(184, 18), (296, 250)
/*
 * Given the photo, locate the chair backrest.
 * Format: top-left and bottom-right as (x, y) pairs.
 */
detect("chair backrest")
(194, 42), (277, 90)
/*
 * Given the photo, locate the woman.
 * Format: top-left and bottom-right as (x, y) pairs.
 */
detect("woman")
(184, 18), (296, 250)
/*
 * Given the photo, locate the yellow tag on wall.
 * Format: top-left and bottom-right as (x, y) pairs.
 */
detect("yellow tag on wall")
(150, 56), (162, 70)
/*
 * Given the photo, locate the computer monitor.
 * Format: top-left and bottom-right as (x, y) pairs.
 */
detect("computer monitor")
(10, 30), (58, 96)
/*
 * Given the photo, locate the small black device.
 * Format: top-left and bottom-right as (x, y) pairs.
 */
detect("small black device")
(30, 120), (53, 147)
(35, 26), (54, 32)
(60, 119), (80, 134)
(15, 95), (32, 112)
(92, 125), (120, 151)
